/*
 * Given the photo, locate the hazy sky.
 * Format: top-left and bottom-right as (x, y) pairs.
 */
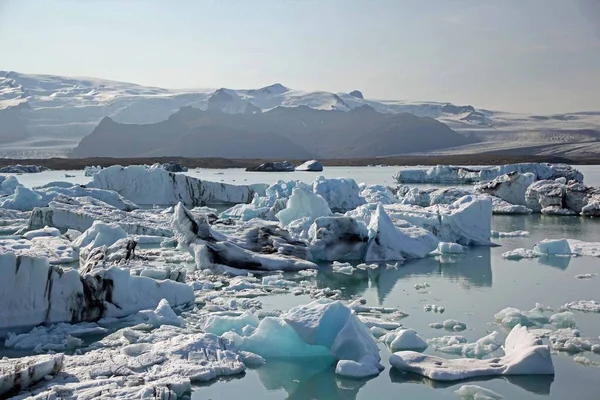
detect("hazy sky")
(1, 0), (599, 113)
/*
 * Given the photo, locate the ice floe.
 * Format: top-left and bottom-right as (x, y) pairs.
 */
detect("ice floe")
(295, 159), (323, 171)
(390, 324), (555, 380)
(380, 328), (428, 351)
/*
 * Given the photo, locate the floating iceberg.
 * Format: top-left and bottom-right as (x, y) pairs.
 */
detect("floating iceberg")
(384, 195), (493, 246)
(223, 299), (383, 378)
(0, 252), (194, 333)
(173, 203), (316, 273)
(0, 354), (63, 397)
(0, 183), (139, 212)
(276, 187), (332, 227)
(365, 204), (438, 261)
(0, 174), (20, 196)
(312, 176), (366, 212)
(295, 159), (324, 171)
(381, 328), (428, 351)
(26, 195), (172, 236)
(246, 161), (296, 172)
(389, 324), (554, 380)
(395, 163), (582, 184)
(360, 184), (398, 205)
(89, 165), (263, 206)
(475, 172), (535, 206)
(0, 164), (47, 174)
(308, 216), (369, 261)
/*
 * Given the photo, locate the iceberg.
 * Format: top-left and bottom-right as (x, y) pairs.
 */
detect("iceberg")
(389, 324), (554, 380)
(223, 299), (383, 378)
(0, 184), (139, 212)
(525, 180), (565, 212)
(246, 161), (296, 172)
(0, 235), (79, 265)
(0, 252), (194, 333)
(295, 159), (324, 171)
(0, 354), (63, 397)
(26, 195), (173, 236)
(0, 165), (47, 174)
(312, 176), (366, 212)
(0, 174), (20, 196)
(172, 203), (316, 273)
(308, 216), (369, 261)
(276, 187), (332, 227)
(360, 184), (398, 205)
(89, 165), (263, 206)
(384, 195), (493, 246)
(381, 328), (428, 351)
(399, 187), (473, 207)
(365, 204), (438, 261)
(475, 172), (536, 206)
(395, 163), (582, 184)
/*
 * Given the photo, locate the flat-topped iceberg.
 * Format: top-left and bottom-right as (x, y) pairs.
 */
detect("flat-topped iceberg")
(89, 165), (264, 206)
(383, 195), (493, 246)
(395, 163), (583, 184)
(0, 252), (194, 334)
(389, 324), (554, 380)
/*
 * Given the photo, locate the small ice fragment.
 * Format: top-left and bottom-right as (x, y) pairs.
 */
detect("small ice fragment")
(381, 328), (428, 351)
(564, 300), (600, 313)
(575, 274), (596, 279)
(549, 311), (576, 328)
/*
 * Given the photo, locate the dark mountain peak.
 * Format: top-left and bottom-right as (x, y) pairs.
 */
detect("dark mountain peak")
(257, 83), (289, 95)
(209, 88), (234, 103)
(441, 103), (476, 114)
(349, 90), (364, 99)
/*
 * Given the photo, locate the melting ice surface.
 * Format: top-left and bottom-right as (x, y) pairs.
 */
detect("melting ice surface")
(2, 166), (600, 400)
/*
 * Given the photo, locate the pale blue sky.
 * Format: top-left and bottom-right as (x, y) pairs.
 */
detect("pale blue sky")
(0, 0), (599, 113)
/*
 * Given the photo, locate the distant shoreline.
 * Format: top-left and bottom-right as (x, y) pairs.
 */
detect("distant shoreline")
(1, 154), (599, 170)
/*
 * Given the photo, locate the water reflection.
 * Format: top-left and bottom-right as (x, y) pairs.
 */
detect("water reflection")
(256, 359), (369, 399)
(537, 255), (571, 270)
(389, 369), (554, 396)
(315, 247), (492, 304)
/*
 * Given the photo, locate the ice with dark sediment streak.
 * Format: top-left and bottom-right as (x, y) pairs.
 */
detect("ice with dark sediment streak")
(389, 324), (555, 380)
(172, 202), (316, 273)
(0, 354), (63, 397)
(0, 252), (194, 334)
(26, 195), (173, 236)
(88, 164), (265, 206)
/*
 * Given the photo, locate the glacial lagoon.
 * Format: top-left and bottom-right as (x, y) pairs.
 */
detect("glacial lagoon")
(2, 165), (600, 399)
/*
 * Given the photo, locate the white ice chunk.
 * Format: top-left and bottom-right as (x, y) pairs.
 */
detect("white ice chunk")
(365, 204), (438, 261)
(276, 187), (332, 227)
(564, 300), (600, 313)
(390, 324), (554, 380)
(381, 329), (428, 351)
(0, 354), (63, 397)
(312, 176), (366, 212)
(491, 230), (529, 238)
(204, 311), (260, 336)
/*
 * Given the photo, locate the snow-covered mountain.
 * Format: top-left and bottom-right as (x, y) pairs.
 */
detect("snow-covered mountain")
(1, 70), (599, 159)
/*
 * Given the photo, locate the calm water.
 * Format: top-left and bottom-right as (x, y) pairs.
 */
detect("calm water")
(6, 165), (600, 399)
